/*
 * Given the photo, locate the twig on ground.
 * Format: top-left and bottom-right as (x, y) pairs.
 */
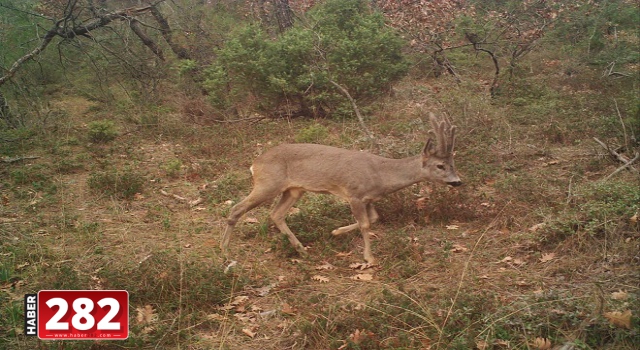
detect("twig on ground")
(593, 137), (638, 173)
(160, 189), (203, 207)
(613, 99), (631, 152)
(606, 152), (640, 180)
(1, 156), (40, 163)
(210, 115), (268, 123)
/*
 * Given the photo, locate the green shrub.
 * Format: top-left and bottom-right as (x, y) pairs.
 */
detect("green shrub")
(88, 168), (144, 200)
(295, 123), (329, 143)
(574, 180), (640, 234)
(542, 180), (640, 243)
(205, 0), (408, 116)
(164, 159), (183, 178)
(87, 120), (118, 143)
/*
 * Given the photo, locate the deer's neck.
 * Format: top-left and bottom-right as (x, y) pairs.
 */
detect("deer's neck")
(373, 155), (424, 196)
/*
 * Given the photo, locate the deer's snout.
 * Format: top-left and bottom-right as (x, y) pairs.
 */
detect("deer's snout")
(447, 181), (463, 187)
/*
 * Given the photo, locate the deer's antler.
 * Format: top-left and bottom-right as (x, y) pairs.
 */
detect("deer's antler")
(429, 112), (456, 157)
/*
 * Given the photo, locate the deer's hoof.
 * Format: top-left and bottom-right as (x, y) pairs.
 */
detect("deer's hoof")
(295, 245), (309, 257)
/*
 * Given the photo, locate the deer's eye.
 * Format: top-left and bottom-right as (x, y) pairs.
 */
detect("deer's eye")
(437, 164), (445, 170)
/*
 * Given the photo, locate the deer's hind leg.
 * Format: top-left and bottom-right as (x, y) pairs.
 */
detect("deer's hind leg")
(270, 188), (307, 256)
(221, 187), (281, 254)
(332, 203), (379, 236)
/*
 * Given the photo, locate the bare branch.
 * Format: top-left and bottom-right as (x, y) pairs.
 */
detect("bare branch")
(594, 137), (638, 173)
(0, 29), (57, 86)
(465, 33), (500, 96)
(150, 5), (190, 59)
(0, 0), (166, 87)
(329, 80), (375, 143)
(129, 18), (165, 60)
(606, 152), (640, 180)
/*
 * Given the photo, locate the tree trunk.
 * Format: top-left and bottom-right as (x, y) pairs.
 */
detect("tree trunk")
(129, 18), (165, 60)
(274, 0), (294, 33)
(0, 91), (14, 127)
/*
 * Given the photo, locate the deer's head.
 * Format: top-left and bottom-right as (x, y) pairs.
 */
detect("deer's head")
(422, 113), (462, 187)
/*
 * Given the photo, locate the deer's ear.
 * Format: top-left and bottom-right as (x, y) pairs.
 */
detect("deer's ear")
(422, 139), (435, 158)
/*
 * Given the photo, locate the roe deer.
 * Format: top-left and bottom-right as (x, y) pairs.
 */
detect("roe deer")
(221, 112), (461, 264)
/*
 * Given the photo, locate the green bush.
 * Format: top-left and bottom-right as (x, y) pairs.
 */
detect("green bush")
(163, 159), (182, 178)
(549, 0), (640, 66)
(87, 120), (118, 143)
(295, 123), (329, 143)
(574, 180), (640, 234)
(205, 0), (408, 116)
(88, 168), (144, 200)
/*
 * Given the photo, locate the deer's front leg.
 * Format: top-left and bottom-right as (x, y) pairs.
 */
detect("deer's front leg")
(349, 199), (376, 264)
(332, 204), (379, 236)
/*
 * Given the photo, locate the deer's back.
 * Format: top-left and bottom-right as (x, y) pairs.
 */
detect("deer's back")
(252, 143), (383, 197)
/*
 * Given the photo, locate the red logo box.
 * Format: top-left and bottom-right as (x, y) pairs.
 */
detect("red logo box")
(37, 290), (129, 340)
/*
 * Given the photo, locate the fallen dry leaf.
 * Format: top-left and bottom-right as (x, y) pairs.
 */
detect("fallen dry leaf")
(351, 273), (373, 281)
(242, 328), (256, 338)
(136, 305), (158, 325)
(446, 224), (459, 230)
(288, 207), (301, 215)
(349, 262), (373, 270)
(529, 223), (546, 232)
(629, 213), (637, 223)
(539, 252), (555, 263)
(243, 217), (259, 223)
(532, 337), (552, 349)
(315, 263), (336, 270)
(476, 339), (489, 350)
(611, 290), (629, 300)
(223, 260), (237, 274)
(603, 310), (632, 329)
(312, 275), (329, 283)
(500, 256), (513, 263)
(188, 197), (204, 207)
(206, 313), (228, 322)
(495, 339), (510, 347)
(336, 251), (353, 257)
(451, 244), (468, 253)
(233, 312), (256, 323)
(350, 329), (374, 345)
(281, 303), (296, 315)
(230, 295), (249, 306)
(256, 283), (277, 297)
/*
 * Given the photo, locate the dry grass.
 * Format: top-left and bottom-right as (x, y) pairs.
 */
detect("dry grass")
(1, 56), (638, 350)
